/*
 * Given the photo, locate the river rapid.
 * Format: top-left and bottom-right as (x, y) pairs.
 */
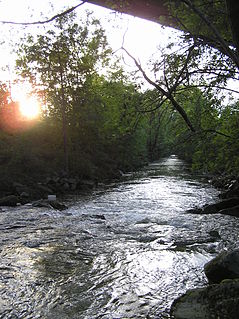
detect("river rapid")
(1, 155), (239, 319)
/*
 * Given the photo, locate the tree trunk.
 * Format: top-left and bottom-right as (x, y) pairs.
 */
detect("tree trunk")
(226, 0), (239, 55)
(62, 102), (69, 175)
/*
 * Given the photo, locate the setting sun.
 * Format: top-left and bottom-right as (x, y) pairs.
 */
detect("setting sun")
(19, 96), (40, 119)
(11, 84), (41, 120)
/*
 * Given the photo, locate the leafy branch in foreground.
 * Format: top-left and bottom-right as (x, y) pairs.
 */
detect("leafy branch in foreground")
(167, 0), (239, 69)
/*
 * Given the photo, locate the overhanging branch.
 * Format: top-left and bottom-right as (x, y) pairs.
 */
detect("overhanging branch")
(0, 2), (86, 25)
(121, 46), (195, 132)
(181, 0), (239, 69)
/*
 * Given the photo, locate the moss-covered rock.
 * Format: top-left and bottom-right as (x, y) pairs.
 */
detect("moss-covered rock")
(0, 195), (19, 207)
(171, 279), (239, 319)
(204, 249), (239, 284)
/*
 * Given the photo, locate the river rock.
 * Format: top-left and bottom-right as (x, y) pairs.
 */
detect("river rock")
(0, 195), (19, 207)
(208, 230), (221, 239)
(49, 201), (67, 211)
(32, 200), (52, 208)
(204, 249), (239, 284)
(20, 191), (29, 198)
(170, 279), (239, 319)
(218, 205), (239, 217)
(202, 197), (239, 214)
(32, 199), (67, 210)
(186, 207), (203, 214)
(186, 197), (239, 215)
(13, 182), (31, 196)
(90, 214), (106, 220)
(220, 179), (239, 199)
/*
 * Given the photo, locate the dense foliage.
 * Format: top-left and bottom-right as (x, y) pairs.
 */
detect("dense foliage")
(0, 14), (150, 183)
(152, 87), (239, 175)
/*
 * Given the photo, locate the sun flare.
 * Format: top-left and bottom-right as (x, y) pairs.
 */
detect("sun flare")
(11, 84), (41, 120)
(19, 96), (40, 119)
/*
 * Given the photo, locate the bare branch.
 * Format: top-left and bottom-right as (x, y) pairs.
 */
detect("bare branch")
(121, 25), (129, 48)
(204, 129), (232, 139)
(175, 128), (233, 150)
(170, 44), (195, 93)
(121, 46), (195, 132)
(176, 84), (239, 95)
(0, 2), (86, 26)
(136, 97), (169, 113)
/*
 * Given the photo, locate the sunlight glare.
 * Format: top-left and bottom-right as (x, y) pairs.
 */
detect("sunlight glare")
(11, 84), (41, 120)
(19, 96), (40, 119)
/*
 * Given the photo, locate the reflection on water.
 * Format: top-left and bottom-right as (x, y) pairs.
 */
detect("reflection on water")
(1, 155), (239, 318)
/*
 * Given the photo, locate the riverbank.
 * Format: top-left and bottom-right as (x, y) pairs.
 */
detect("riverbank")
(1, 165), (238, 210)
(170, 174), (239, 318)
(0, 164), (138, 207)
(0, 174), (99, 206)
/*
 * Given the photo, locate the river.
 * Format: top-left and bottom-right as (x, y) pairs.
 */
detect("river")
(1, 155), (239, 319)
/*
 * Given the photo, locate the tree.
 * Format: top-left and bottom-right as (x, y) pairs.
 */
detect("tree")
(69, 72), (147, 172)
(167, 0), (239, 68)
(120, 0), (239, 133)
(16, 12), (112, 173)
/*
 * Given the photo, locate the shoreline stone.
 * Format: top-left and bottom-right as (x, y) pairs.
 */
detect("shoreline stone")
(170, 279), (239, 319)
(0, 195), (19, 207)
(171, 248), (239, 318)
(186, 197), (239, 217)
(204, 249), (239, 284)
(0, 176), (100, 207)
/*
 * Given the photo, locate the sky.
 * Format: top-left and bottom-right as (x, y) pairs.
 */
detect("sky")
(0, 0), (237, 105)
(0, 0), (177, 88)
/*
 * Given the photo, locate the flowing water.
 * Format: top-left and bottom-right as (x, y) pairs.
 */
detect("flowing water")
(1, 155), (239, 319)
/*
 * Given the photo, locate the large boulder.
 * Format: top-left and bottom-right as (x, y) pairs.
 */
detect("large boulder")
(186, 197), (239, 215)
(49, 201), (67, 211)
(220, 179), (239, 199)
(202, 198), (239, 214)
(219, 205), (239, 217)
(171, 249), (239, 318)
(204, 249), (239, 284)
(0, 195), (19, 207)
(170, 279), (239, 319)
